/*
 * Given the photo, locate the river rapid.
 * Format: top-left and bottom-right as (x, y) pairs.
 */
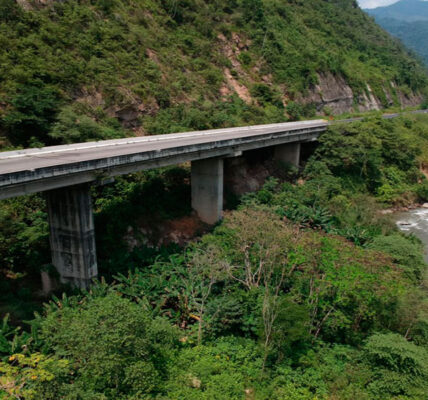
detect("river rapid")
(396, 207), (428, 262)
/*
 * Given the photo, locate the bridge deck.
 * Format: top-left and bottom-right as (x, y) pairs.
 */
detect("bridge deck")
(0, 120), (327, 199)
(2, 109), (427, 200)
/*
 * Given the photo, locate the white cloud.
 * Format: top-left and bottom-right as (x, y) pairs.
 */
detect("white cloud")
(357, 0), (400, 9)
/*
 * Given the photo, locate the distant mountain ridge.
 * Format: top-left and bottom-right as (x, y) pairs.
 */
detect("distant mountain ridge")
(365, 0), (428, 64)
(366, 0), (428, 21)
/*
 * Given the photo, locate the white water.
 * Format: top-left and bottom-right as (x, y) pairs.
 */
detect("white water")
(396, 207), (428, 262)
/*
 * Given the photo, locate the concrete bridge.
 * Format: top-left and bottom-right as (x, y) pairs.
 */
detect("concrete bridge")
(0, 111), (425, 288)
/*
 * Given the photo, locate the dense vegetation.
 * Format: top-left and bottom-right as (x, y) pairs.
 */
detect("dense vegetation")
(0, 0), (427, 149)
(1, 0), (428, 398)
(1, 114), (428, 399)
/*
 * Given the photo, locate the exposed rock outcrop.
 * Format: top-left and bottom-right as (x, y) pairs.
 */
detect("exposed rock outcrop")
(218, 33), (255, 104)
(299, 72), (355, 114)
(397, 90), (424, 107)
(299, 72), (422, 115)
(357, 85), (383, 112)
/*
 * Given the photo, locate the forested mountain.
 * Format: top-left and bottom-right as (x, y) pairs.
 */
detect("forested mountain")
(0, 0), (427, 150)
(1, 1), (428, 399)
(366, 0), (428, 21)
(365, 0), (428, 65)
(375, 18), (428, 64)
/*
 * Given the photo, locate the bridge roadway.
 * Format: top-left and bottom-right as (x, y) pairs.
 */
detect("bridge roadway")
(1, 110), (426, 289)
(0, 119), (327, 199)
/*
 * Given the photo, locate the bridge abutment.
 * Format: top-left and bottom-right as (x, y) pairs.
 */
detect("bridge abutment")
(191, 157), (224, 224)
(274, 142), (301, 167)
(45, 183), (98, 289)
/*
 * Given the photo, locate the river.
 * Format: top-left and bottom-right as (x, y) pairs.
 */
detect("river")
(396, 207), (428, 262)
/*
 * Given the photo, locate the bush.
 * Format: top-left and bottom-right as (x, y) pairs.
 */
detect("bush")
(363, 333), (428, 398)
(165, 337), (263, 400)
(285, 102), (304, 121)
(49, 106), (123, 144)
(37, 293), (179, 398)
(416, 180), (428, 201)
(0, 353), (71, 400)
(368, 234), (425, 282)
(0, 0), (20, 21)
(2, 82), (62, 147)
(250, 84), (283, 107)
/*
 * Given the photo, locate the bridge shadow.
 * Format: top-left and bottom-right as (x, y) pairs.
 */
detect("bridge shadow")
(93, 166), (197, 278)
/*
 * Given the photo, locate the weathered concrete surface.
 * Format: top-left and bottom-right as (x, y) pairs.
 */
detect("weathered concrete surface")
(40, 270), (55, 296)
(191, 158), (224, 224)
(45, 183), (98, 288)
(274, 143), (301, 167)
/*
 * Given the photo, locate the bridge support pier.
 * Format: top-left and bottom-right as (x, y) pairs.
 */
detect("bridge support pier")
(191, 158), (224, 224)
(274, 142), (301, 168)
(45, 183), (98, 289)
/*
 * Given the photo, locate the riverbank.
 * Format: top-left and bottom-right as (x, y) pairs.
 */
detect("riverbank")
(396, 207), (428, 262)
(381, 202), (428, 213)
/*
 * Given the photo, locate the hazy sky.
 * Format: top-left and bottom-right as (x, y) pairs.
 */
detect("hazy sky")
(358, 0), (399, 8)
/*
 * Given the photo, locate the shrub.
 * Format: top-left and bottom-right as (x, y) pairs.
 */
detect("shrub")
(363, 333), (428, 398)
(250, 84), (283, 107)
(165, 337), (263, 400)
(285, 102), (304, 121)
(2, 82), (62, 147)
(416, 180), (428, 201)
(37, 293), (179, 398)
(0, 0), (20, 21)
(49, 106), (123, 144)
(368, 234), (425, 282)
(0, 353), (71, 400)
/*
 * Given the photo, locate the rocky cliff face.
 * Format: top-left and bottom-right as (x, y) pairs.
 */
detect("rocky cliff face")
(298, 72), (423, 115)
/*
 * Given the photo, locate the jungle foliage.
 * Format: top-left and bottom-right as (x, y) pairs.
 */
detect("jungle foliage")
(0, 0), (428, 397)
(1, 115), (428, 399)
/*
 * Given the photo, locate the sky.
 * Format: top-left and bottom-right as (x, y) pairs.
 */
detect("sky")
(357, 0), (399, 8)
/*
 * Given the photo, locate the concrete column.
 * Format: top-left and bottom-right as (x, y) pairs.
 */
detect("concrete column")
(274, 142), (301, 167)
(45, 183), (98, 289)
(191, 158), (224, 224)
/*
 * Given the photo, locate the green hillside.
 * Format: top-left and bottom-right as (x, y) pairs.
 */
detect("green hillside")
(0, 0), (427, 149)
(1, 2), (428, 398)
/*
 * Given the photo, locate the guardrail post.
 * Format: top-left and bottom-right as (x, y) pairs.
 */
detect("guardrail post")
(274, 142), (301, 167)
(191, 158), (224, 224)
(45, 183), (98, 289)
